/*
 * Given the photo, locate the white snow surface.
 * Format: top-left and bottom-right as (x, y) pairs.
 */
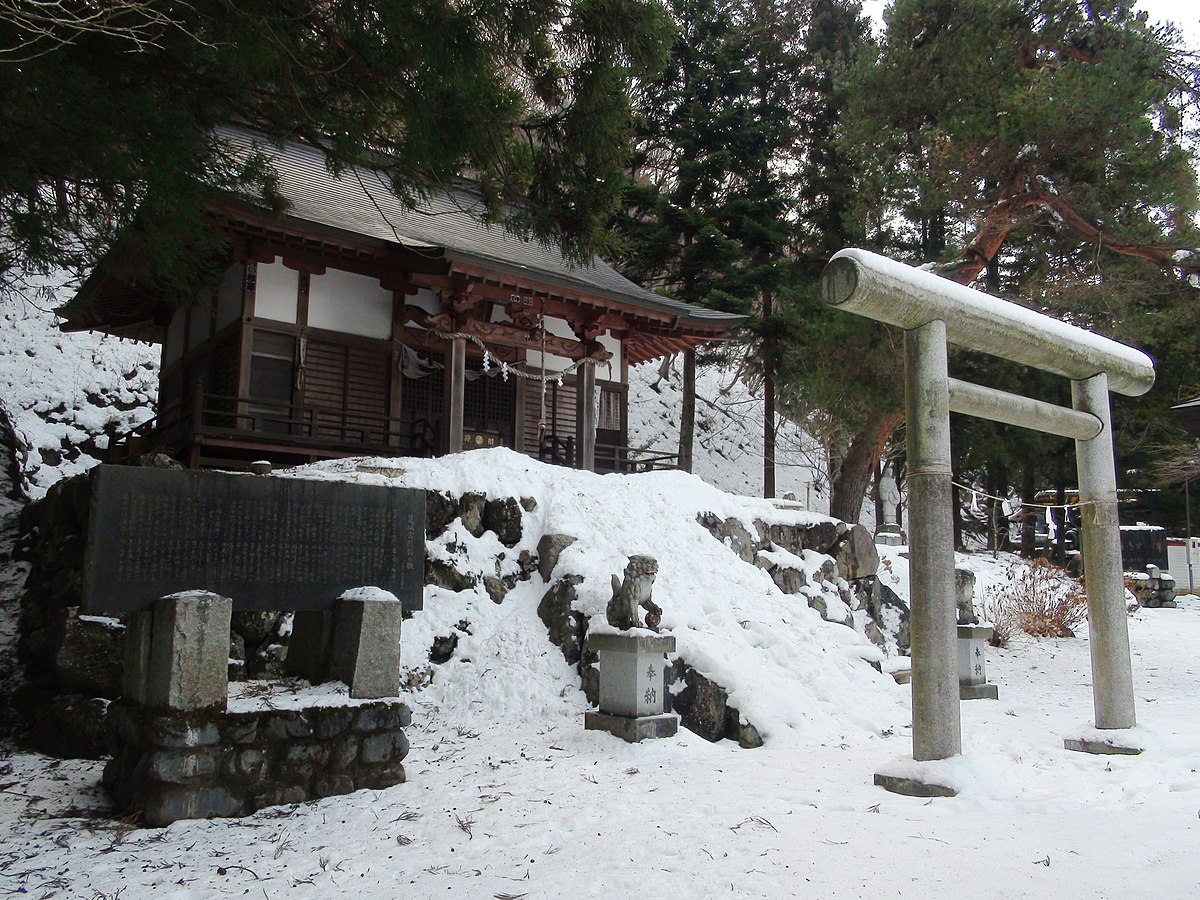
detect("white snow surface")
(0, 288), (157, 497)
(2, 452), (1199, 896)
(1, 287), (1198, 896)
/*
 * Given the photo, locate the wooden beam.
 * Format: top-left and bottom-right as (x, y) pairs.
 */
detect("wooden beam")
(397, 307), (610, 362)
(445, 337), (466, 454)
(575, 361), (597, 472)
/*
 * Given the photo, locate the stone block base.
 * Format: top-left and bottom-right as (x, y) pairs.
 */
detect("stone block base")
(1063, 736), (1143, 756)
(104, 698), (410, 826)
(960, 683), (998, 700)
(873, 772), (957, 798)
(584, 711), (678, 743)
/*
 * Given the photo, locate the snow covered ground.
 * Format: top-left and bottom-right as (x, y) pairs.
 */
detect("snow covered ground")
(0, 291), (1197, 898)
(0, 450), (1198, 898)
(0, 575), (1197, 897)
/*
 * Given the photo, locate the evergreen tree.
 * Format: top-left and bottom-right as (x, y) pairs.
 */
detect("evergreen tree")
(843, 0), (1200, 524)
(617, 0), (809, 497)
(0, 0), (672, 302)
(774, 0), (894, 523)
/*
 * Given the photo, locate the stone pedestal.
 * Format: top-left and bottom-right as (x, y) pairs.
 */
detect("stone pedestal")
(285, 590), (402, 699)
(124, 591), (233, 711)
(874, 524), (904, 546)
(584, 632), (677, 743)
(958, 624), (997, 700)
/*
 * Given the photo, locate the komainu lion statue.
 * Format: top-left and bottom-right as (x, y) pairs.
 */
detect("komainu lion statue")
(606, 555), (662, 631)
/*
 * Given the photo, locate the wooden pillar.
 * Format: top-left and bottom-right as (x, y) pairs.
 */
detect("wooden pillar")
(445, 337), (466, 453)
(678, 349), (696, 473)
(575, 360), (596, 471)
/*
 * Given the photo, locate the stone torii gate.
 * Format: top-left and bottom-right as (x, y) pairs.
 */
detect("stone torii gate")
(820, 248), (1155, 796)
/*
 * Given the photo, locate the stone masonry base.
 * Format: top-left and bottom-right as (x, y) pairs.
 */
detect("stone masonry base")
(104, 699), (410, 826)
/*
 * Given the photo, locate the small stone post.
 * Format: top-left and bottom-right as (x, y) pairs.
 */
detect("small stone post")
(329, 588), (402, 699)
(123, 591), (233, 711)
(957, 625), (998, 700)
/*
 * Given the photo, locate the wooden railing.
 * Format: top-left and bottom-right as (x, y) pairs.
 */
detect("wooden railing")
(535, 435), (679, 473)
(595, 443), (679, 474)
(108, 386), (436, 463)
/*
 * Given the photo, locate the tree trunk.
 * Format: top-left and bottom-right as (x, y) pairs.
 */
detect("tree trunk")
(829, 412), (902, 524)
(762, 289), (776, 500)
(678, 349), (695, 473)
(1020, 465), (1037, 557)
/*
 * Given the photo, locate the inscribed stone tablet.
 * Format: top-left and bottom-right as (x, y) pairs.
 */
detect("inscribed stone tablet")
(82, 466), (424, 614)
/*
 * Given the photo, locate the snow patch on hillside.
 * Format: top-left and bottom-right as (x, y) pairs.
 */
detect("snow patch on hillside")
(627, 358), (828, 510)
(298, 448), (898, 743)
(0, 290), (157, 498)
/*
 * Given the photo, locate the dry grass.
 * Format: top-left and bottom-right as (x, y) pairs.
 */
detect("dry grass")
(984, 559), (1089, 642)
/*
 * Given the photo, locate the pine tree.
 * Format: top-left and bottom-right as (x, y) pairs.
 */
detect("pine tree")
(617, 0), (809, 497)
(842, 0), (1200, 524)
(0, 0), (672, 302)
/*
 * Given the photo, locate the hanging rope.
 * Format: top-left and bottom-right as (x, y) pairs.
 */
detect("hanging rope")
(949, 479), (1121, 525)
(432, 329), (598, 382)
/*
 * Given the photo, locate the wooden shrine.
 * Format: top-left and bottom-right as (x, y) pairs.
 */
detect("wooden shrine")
(62, 129), (744, 473)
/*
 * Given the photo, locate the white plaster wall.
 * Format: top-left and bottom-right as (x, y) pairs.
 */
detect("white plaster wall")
(407, 288), (441, 317)
(254, 260), (299, 324)
(309, 268), (393, 338)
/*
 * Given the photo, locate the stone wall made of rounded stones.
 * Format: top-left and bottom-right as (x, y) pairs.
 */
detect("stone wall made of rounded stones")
(103, 700), (411, 827)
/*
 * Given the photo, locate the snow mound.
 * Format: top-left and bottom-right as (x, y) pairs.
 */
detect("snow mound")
(293, 448), (906, 744)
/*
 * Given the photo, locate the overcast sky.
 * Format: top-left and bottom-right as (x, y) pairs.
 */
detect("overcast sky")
(861, 0), (1199, 47)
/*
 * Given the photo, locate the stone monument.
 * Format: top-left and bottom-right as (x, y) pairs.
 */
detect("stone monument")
(81, 465), (424, 825)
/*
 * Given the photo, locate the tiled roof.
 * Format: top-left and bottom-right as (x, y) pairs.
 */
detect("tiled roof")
(223, 128), (744, 330)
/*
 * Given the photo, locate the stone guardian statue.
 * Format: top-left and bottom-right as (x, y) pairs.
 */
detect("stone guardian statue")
(606, 555), (662, 631)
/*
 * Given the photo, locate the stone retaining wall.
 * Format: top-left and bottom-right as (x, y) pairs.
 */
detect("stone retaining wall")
(103, 700), (410, 827)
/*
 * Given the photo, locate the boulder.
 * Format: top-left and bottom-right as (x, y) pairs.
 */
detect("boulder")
(671, 667), (728, 743)
(483, 497), (523, 547)
(54, 611), (124, 698)
(725, 707), (763, 749)
(459, 492), (487, 537)
(538, 576), (586, 664)
(536, 534), (577, 582)
(697, 514), (758, 563)
(868, 579), (910, 653)
(424, 559), (478, 592)
(425, 490), (459, 536)
(482, 575), (509, 604)
(429, 633), (459, 664)
(757, 555), (807, 595)
(834, 524), (880, 581)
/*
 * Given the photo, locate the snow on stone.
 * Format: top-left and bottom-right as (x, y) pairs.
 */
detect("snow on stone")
(0, 288), (157, 497)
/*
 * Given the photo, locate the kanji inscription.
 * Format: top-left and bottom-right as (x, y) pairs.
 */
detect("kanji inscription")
(83, 466), (425, 613)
